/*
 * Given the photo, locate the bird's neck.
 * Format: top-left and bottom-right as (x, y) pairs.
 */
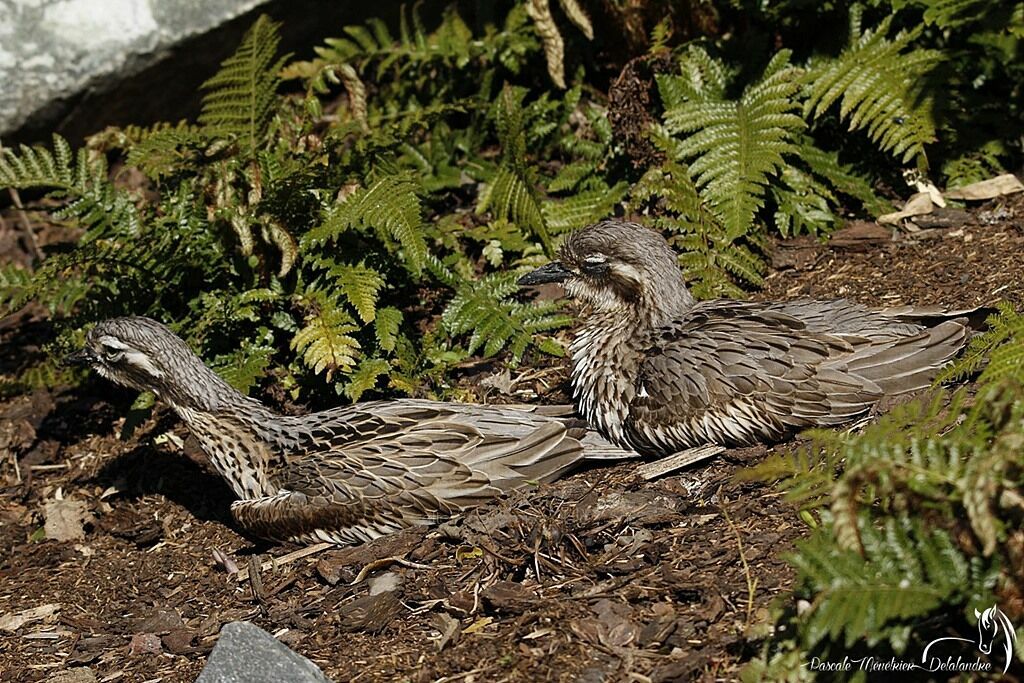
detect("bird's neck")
(570, 289), (693, 450)
(160, 367), (291, 500)
(570, 310), (647, 449)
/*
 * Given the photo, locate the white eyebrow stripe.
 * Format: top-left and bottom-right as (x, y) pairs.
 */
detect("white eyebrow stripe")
(584, 254), (607, 263)
(98, 336), (129, 350)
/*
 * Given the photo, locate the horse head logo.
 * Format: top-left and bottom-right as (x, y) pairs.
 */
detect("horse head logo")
(974, 604), (1017, 671)
(922, 604), (1019, 674)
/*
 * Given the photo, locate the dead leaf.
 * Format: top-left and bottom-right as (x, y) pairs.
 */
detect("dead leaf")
(480, 369), (513, 395)
(908, 174), (946, 208)
(878, 192), (934, 226)
(462, 616), (494, 634)
(944, 173), (1024, 200)
(0, 603), (61, 633)
(44, 498), (91, 542)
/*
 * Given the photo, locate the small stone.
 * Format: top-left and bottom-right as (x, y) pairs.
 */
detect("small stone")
(134, 606), (185, 634)
(197, 621), (331, 683)
(128, 632), (162, 656)
(162, 628), (195, 654)
(45, 668), (97, 683)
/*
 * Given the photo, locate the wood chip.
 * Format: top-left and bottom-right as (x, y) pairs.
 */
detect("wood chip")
(0, 603), (61, 633)
(429, 612), (460, 652)
(234, 542), (333, 582)
(636, 445), (726, 480)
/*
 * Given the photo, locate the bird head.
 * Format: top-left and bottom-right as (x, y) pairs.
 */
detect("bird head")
(65, 316), (229, 409)
(518, 220), (694, 319)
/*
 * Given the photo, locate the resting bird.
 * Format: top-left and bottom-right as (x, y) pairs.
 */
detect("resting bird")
(518, 219), (976, 456)
(66, 317), (630, 545)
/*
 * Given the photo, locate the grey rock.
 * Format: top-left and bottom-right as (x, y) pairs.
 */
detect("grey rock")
(0, 0), (269, 136)
(197, 621), (331, 683)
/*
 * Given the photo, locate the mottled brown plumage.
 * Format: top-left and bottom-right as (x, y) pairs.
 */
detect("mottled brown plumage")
(519, 219), (975, 456)
(67, 317), (631, 545)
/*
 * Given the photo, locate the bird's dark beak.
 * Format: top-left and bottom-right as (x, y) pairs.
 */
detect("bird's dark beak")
(518, 261), (572, 286)
(62, 348), (94, 367)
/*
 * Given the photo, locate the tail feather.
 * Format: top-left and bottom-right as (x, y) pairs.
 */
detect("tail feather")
(847, 320), (968, 395)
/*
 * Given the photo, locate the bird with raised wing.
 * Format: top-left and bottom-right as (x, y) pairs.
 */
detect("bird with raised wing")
(518, 219), (979, 456)
(66, 317), (631, 545)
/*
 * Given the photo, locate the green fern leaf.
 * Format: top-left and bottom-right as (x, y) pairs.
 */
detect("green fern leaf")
(659, 48), (805, 236)
(124, 122), (206, 180)
(479, 86), (553, 254)
(793, 519), (969, 650)
(802, 11), (940, 163)
(291, 294), (361, 380)
(312, 260), (384, 323)
(542, 181), (628, 234)
(305, 174), (428, 275)
(936, 302), (1020, 383)
(199, 15), (289, 150)
(633, 162), (765, 297)
(442, 272), (569, 361)
(213, 341), (275, 394)
(0, 134), (76, 188)
(547, 160), (597, 193)
(374, 307), (403, 352)
(797, 138), (893, 218)
(344, 357), (391, 401)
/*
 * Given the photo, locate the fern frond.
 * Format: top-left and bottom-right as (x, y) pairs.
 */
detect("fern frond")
(793, 518), (972, 650)
(291, 293), (361, 380)
(659, 48), (804, 236)
(0, 134), (77, 188)
(0, 264), (33, 313)
(480, 87), (553, 253)
(304, 174), (428, 275)
(802, 11), (941, 163)
(199, 15), (289, 150)
(344, 357), (391, 401)
(478, 166), (549, 250)
(0, 135), (142, 237)
(213, 341), (275, 394)
(936, 302), (1021, 383)
(312, 259), (385, 323)
(374, 307), (403, 353)
(442, 272), (569, 361)
(798, 138), (893, 218)
(771, 165), (839, 238)
(632, 161), (765, 298)
(547, 160), (597, 193)
(920, 0), (996, 29)
(123, 121), (206, 180)
(542, 181), (628, 234)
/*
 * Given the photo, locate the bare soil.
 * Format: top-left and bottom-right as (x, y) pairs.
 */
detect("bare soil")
(1, 196), (1022, 683)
